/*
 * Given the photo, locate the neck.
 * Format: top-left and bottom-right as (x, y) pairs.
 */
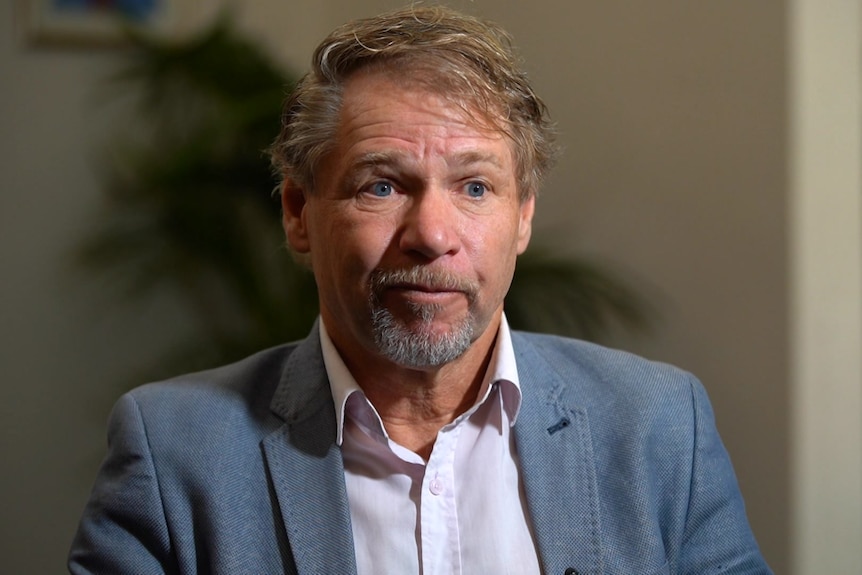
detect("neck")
(330, 315), (501, 459)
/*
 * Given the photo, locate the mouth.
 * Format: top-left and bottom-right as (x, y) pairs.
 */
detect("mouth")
(388, 285), (463, 307)
(371, 268), (477, 305)
(391, 282), (461, 294)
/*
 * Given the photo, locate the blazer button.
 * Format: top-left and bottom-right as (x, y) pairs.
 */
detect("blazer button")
(564, 569), (579, 575)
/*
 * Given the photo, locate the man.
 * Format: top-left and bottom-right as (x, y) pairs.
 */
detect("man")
(70, 6), (772, 574)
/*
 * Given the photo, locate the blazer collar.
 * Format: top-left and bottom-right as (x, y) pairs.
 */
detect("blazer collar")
(513, 331), (604, 575)
(264, 322), (358, 574)
(262, 326), (602, 575)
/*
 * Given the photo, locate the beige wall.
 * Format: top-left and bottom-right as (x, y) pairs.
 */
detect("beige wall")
(789, 0), (862, 572)
(0, 5), (200, 572)
(3, 1), (859, 573)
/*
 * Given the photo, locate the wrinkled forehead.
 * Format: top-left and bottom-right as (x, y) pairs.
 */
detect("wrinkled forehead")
(342, 57), (513, 138)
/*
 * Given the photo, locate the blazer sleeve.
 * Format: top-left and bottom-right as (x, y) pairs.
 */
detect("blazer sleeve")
(69, 393), (175, 575)
(677, 378), (773, 574)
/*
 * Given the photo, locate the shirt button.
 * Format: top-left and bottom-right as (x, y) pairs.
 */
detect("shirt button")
(429, 478), (444, 495)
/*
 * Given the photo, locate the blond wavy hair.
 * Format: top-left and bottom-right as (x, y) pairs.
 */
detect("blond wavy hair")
(269, 5), (557, 200)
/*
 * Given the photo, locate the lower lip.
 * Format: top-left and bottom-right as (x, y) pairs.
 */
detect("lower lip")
(387, 288), (463, 305)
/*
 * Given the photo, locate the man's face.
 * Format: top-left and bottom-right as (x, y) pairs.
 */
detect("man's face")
(282, 69), (534, 370)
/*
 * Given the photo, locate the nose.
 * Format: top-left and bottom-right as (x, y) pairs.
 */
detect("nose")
(398, 188), (461, 259)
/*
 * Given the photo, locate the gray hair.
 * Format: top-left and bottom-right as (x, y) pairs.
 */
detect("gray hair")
(269, 5), (557, 200)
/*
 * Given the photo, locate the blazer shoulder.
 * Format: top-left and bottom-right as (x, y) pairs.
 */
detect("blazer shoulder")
(120, 341), (304, 442)
(511, 332), (770, 574)
(134, 341), (298, 398)
(514, 330), (696, 384)
(512, 331), (703, 415)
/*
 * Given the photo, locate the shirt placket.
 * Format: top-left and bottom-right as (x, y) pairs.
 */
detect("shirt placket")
(419, 424), (463, 575)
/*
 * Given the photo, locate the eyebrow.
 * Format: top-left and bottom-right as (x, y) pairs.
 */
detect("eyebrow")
(339, 152), (405, 191)
(446, 150), (507, 170)
(348, 151), (403, 171)
(348, 150), (506, 172)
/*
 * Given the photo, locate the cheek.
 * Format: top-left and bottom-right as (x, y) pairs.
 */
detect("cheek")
(471, 217), (522, 281)
(316, 213), (395, 276)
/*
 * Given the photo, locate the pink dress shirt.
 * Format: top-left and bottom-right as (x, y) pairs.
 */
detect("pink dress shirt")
(320, 316), (542, 575)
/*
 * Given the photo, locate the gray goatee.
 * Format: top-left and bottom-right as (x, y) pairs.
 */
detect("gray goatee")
(369, 267), (479, 368)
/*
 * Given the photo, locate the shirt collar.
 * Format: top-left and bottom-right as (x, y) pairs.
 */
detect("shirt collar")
(320, 314), (523, 446)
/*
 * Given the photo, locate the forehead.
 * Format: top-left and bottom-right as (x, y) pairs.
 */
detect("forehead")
(332, 68), (514, 162)
(343, 58), (505, 123)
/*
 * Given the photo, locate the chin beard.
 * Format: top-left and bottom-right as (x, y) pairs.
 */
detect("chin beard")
(370, 304), (475, 368)
(368, 267), (478, 368)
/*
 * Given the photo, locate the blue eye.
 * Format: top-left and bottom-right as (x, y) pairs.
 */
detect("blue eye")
(370, 181), (393, 197)
(466, 182), (487, 198)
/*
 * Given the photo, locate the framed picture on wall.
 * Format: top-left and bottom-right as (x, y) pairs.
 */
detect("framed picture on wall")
(25, 0), (171, 45)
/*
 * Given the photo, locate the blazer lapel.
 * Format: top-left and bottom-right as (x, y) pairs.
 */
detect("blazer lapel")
(513, 332), (604, 575)
(259, 327), (604, 574)
(263, 324), (358, 575)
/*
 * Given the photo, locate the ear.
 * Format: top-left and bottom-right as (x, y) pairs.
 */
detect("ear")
(516, 194), (535, 254)
(281, 179), (311, 253)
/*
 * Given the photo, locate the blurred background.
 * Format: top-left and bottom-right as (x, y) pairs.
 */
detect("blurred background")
(2, 1), (860, 573)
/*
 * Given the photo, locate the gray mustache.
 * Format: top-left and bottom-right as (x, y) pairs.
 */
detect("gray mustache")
(370, 268), (479, 300)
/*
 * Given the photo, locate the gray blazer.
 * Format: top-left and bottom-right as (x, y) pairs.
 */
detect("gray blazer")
(69, 325), (772, 574)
